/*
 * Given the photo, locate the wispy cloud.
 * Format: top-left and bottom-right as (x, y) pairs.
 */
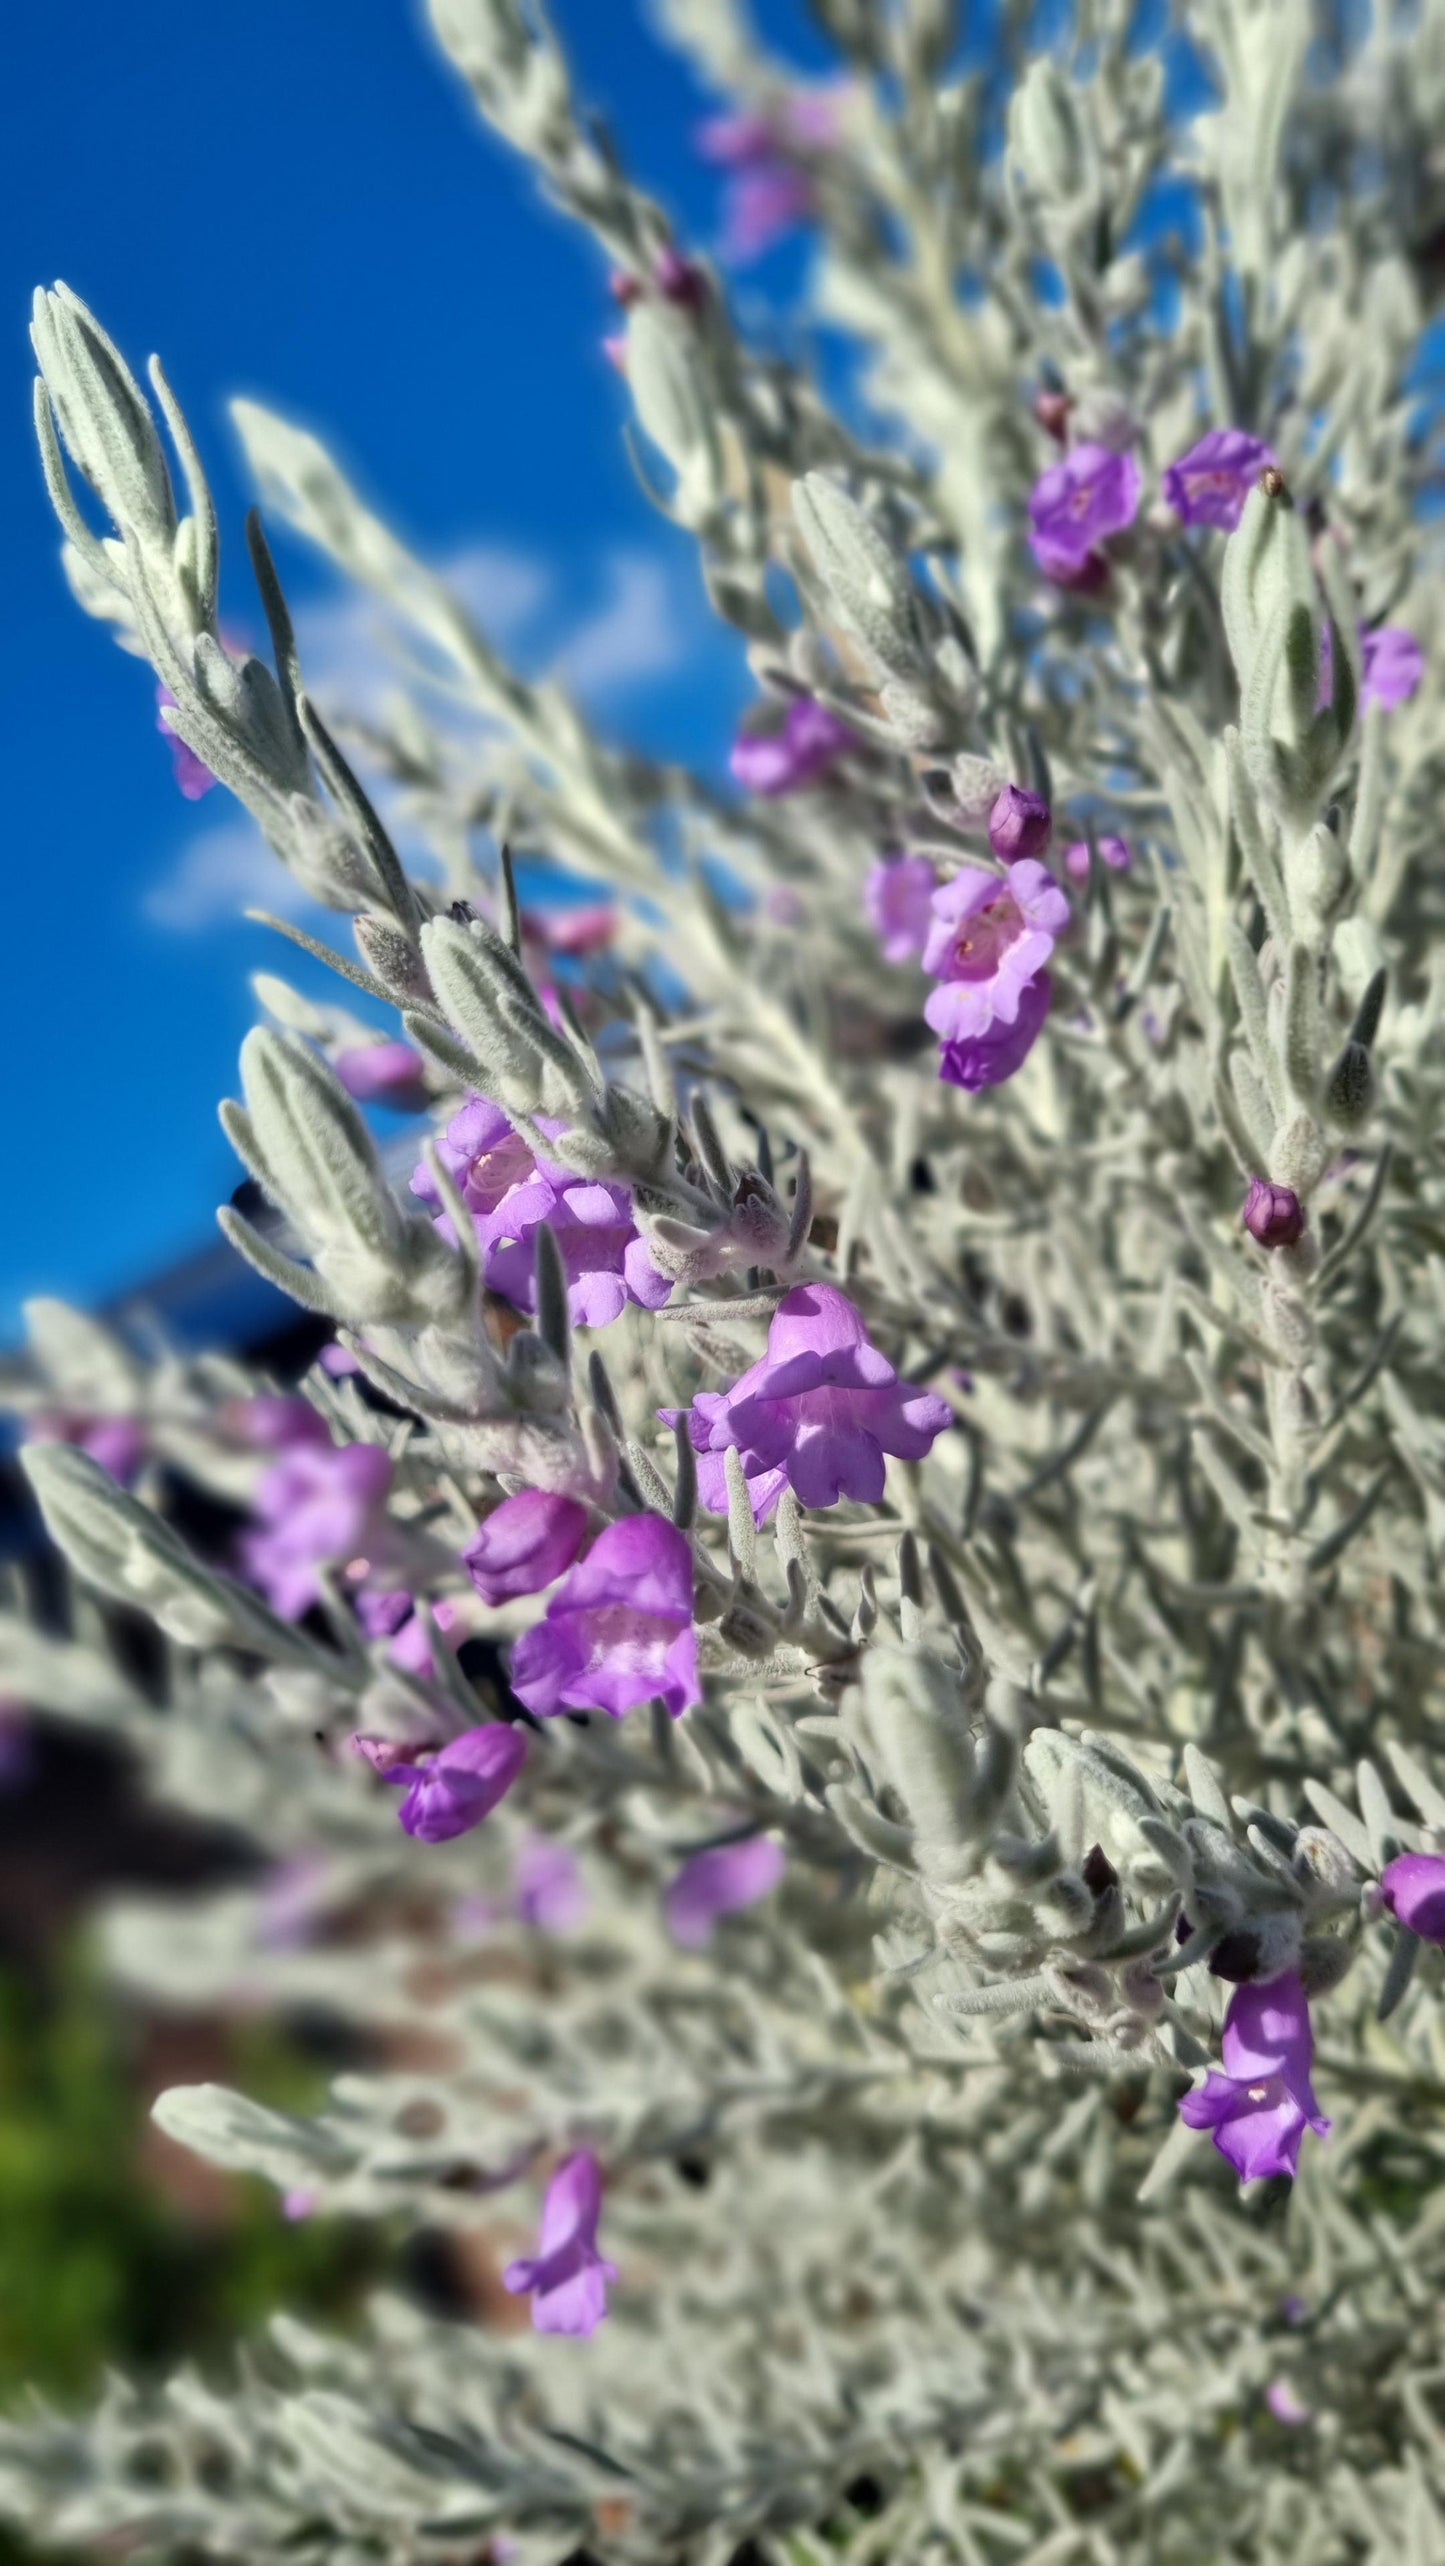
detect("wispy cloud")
(144, 534), (704, 935)
(555, 549), (685, 701)
(143, 815), (311, 933)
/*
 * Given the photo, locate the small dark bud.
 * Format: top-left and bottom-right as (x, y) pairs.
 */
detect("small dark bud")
(1322, 1040), (1374, 1131)
(1034, 389), (1072, 443)
(1243, 1177), (1305, 1249)
(1260, 466), (1288, 500)
(1209, 1929), (1264, 1982)
(1081, 1843), (1119, 1897)
(1349, 966), (1387, 1053)
(448, 899), (477, 924)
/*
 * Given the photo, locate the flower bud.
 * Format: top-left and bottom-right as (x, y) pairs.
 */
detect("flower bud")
(988, 783), (1052, 862)
(1243, 1178), (1304, 1248)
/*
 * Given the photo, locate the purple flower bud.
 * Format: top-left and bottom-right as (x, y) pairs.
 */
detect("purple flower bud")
(1063, 834), (1130, 880)
(665, 1835), (785, 1947)
(333, 1041), (429, 1110)
(510, 1515), (700, 1721)
(155, 684), (218, 800)
(1177, 1972), (1330, 2182)
(382, 1723), (528, 1843)
(1243, 1178), (1305, 1249)
(987, 784), (1053, 863)
(1380, 1850), (1445, 1941)
(1034, 389), (1071, 443)
(654, 244), (708, 310)
(503, 2150), (617, 2336)
(463, 1490), (590, 1606)
(1161, 429), (1276, 533)
(863, 853), (937, 962)
(1028, 443), (1141, 577)
(282, 2188), (319, 2222)
(319, 1342), (361, 1377)
(730, 698), (854, 797)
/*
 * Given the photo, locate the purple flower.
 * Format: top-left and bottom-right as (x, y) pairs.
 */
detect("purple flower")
(923, 860), (1070, 1045)
(1243, 1178), (1305, 1249)
(863, 854), (937, 962)
(730, 698), (853, 796)
(696, 93), (839, 262)
(411, 1096), (670, 1329)
(25, 1413), (147, 1484)
(938, 971), (1053, 1090)
(282, 2188), (319, 2222)
(515, 1836), (589, 1931)
(1361, 625), (1424, 709)
(503, 2150), (617, 2337)
(333, 1041), (429, 1110)
(1177, 1972), (1330, 2181)
(665, 1835), (785, 1946)
(355, 1588), (465, 1679)
(1265, 2379), (1312, 2427)
(671, 1283), (952, 1516)
(239, 1441), (396, 1620)
(1162, 429), (1276, 533)
(1028, 442), (1141, 576)
(319, 1342), (361, 1377)
(510, 1515), (699, 1721)
(382, 1722), (528, 1843)
(988, 785), (1053, 864)
(1380, 1851), (1445, 1941)
(222, 1394), (331, 1452)
(463, 1490), (590, 1606)
(661, 1404), (791, 1525)
(1063, 834), (1131, 881)
(155, 683), (217, 800)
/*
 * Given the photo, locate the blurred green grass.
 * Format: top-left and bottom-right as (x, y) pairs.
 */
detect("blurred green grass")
(0, 1936), (382, 2558)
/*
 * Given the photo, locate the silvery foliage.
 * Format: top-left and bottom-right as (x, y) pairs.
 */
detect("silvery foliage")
(7, 0), (1445, 2555)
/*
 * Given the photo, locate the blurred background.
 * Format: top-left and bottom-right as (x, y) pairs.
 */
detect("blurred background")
(0, 0), (837, 2488)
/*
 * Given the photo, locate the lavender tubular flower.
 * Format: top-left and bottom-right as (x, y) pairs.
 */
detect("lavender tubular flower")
(1163, 429), (1276, 532)
(1028, 442), (1140, 576)
(863, 853), (937, 961)
(730, 698), (853, 796)
(509, 1515), (699, 1719)
(665, 1835), (785, 1946)
(1178, 1975), (1330, 2181)
(1360, 626), (1423, 708)
(238, 1441), (396, 1619)
(923, 862), (1069, 1045)
(411, 1096), (670, 1326)
(502, 2151), (617, 2336)
(462, 1489), (589, 1605)
(673, 1284), (951, 1513)
(383, 1722), (528, 1843)
(1380, 1853), (1445, 1940)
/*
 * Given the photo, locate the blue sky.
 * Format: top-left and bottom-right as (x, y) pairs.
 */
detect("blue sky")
(0, 1), (837, 1333)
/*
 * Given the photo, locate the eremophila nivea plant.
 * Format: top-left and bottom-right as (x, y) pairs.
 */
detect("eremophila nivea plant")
(8, 1), (1445, 2555)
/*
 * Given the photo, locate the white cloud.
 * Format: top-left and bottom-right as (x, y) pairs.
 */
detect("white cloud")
(553, 548), (683, 702)
(144, 537), (702, 934)
(143, 816), (314, 933)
